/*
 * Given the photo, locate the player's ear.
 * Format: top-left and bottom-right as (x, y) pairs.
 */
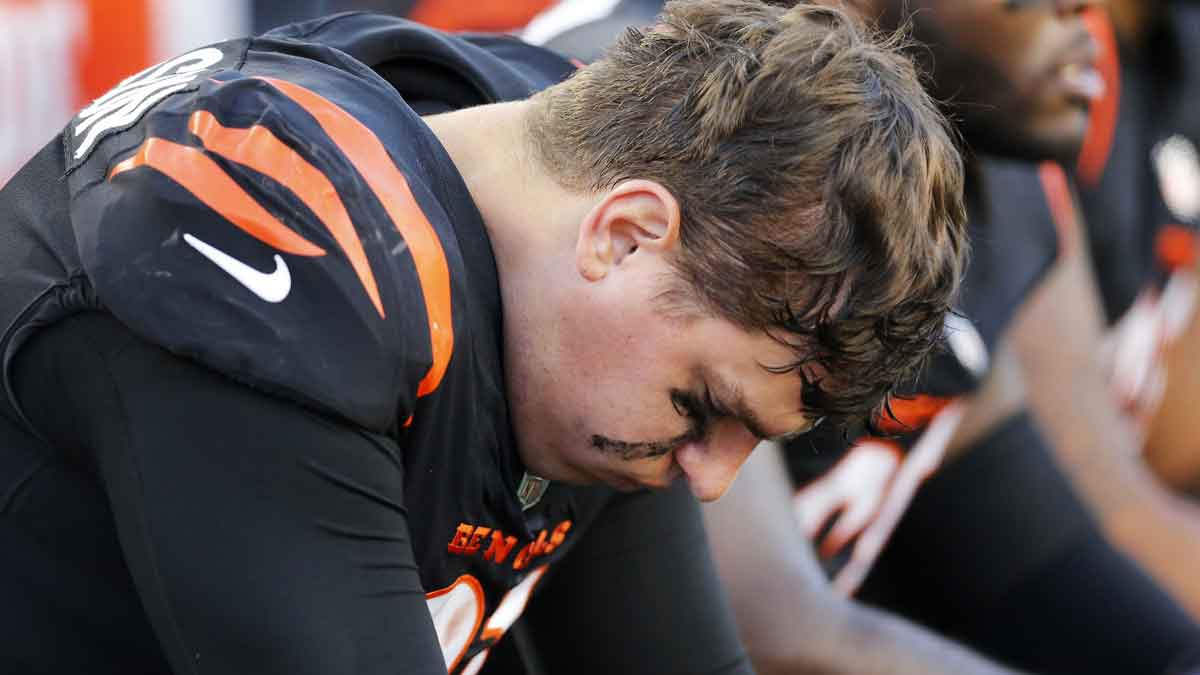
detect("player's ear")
(575, 180), (681, 282)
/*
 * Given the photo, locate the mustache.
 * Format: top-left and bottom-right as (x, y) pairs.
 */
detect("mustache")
(590, 429), (698, 461)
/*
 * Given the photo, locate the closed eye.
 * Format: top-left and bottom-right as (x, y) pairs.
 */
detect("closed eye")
(670, 389), (713, 441)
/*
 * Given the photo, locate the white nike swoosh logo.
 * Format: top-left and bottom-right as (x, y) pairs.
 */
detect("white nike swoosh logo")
(183, 232), (291, 303)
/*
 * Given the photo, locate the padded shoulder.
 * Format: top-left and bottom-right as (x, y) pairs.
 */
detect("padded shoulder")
(918, 159), (1063, 397)
(66, 39), (469, 432)
(263, 12), (576, 114)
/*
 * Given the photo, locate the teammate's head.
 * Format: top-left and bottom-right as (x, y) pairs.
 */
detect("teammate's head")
(853, 0), (1102, 161)
(516, 1), (966, 500)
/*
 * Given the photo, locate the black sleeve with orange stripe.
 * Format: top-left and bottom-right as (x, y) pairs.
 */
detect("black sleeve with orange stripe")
(64, 33), (463, 435)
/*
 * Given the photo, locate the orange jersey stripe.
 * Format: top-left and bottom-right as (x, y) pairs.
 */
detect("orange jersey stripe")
(259, 77), (454, 397)
(1157, 224), (1198, 272)
(109, 137), (326, 257)
(875, 394), (951, 435)
(1077, 8), (1120, 188)
(187, 109), (385, 317)
(1039, 162), (1081, 257)
(407, 0), (556, 31)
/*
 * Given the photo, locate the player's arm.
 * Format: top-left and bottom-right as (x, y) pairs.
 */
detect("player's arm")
(12, 312), (449, 675)
(702, 443), (1023, 675)
(1144, 269), (1200, 497)
(1009, 206), (1200, 621)
(863, 401), (1200, 675)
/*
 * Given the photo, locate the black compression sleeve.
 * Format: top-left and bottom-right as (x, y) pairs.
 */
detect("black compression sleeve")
(0, 411), (172, 674)
(859, 412), (1200, 675)
(10, 312), (446, 675)
(513, 480), (753, 675)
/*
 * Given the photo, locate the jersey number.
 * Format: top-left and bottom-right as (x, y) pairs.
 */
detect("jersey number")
(73, 46), (224, 162)
(425, 566), (549, 674)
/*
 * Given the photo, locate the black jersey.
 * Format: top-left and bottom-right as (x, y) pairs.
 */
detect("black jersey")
(0, 13), (609, 674)
(784, 158), (1065, 591)
(1079, 2), (1200, 322)
(1076, 3), (1200, 426)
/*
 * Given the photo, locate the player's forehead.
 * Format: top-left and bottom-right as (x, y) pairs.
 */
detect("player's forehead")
(687, 317), (812, 422)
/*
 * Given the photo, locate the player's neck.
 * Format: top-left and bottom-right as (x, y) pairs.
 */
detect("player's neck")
(423, 99), (593, 267)
(422, 101), (597, 479)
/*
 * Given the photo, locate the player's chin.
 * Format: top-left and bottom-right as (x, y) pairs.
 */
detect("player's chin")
(604, 463), (683, 493)
(1030, 104), (1090, 160)
(990, 110), (1088, 165)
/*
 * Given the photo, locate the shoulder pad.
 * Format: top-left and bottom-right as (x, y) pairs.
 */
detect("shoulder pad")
(963, 159), (1062, 348)
(266, 13), (574, 109)
(68, 45), (463, 432)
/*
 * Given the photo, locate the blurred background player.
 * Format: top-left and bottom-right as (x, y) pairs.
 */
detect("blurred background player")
(822, 2), (1200, 656)
(748, 1), (1200, 673)
(780, 1), (1200, 673)
(1066, 0), (1200, 620)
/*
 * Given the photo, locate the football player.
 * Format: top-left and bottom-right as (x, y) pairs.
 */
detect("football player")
(0, 3), (966, 674)
(1071, 0), (1200, 619)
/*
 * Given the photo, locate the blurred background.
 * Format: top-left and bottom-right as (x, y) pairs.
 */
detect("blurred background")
(0, 0), (571, 185)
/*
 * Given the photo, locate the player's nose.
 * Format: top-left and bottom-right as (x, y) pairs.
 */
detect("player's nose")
(674, 422), (759, 502)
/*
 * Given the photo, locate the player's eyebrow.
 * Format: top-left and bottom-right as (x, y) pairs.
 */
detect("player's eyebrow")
(711, 373), (814, 443)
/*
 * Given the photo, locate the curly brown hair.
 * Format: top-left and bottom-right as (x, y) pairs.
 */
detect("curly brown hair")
(526, 0), (968, 426)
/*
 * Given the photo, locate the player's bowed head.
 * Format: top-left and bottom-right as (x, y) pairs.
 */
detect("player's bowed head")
(425, 0), (968, 501)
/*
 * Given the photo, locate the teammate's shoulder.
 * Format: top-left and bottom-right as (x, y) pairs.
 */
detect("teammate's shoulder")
(960, 157), (1064, 339)
(974, 157), (1073, 269)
